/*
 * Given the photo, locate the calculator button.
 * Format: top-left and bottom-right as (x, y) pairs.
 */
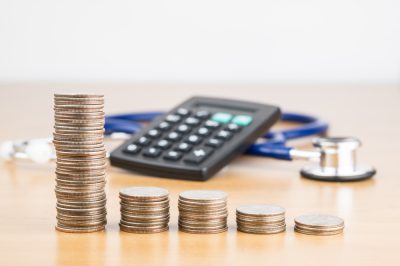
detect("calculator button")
(177, 124), (191, 133)
(165, 114), (181, 123)
(215, 130), (232, 140)
(147, 129), (161, 138)
(225, 123), (241, 132)
(158, 122), (171, 131)
(135, 136), (151, 146)
(155, 139), (172, 149)
(185, 117), (200, 126)
(232, 115), (253, 126)
(184, 147), (214, 164)
(123, 144), (141, 154)
(195, 110), (210, 120)
(163, 150), (183, 161)
(176, 108), (190, 117)
(186, 135), (202, 144)
(204, 120), (220, 129)
(174, 142), (193, 152)
(167, 132), (182, 141)
(143, 147), (162, 158)
(205, 138), (223, 148)
(211, 112), (232, 124)
(197, 127), (210, 136)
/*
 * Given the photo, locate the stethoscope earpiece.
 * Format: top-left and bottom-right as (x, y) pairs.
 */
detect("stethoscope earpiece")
(300, 137), (376, 181)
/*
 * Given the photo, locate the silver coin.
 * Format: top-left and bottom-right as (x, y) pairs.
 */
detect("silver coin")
(119, 198), (169, 206)
(120, 214), (169, 222)
(236, 216), (285, 224)
(179, 226), (228, 234)
(119, 224), (168, 234)
(57, 212), (107, 220)
(54, 93), (104, 98)
(179, 190), (227, 202)
(294, 223), (344, 232)
(55, 225), (105, 233)
(178, 201), (227, 209)
(238, 226), (286, 234)
(294, 214), (344, 228)
(236, 204), (285, 217)
(119, 186), (169, 200)
(294, 226), (344, 236)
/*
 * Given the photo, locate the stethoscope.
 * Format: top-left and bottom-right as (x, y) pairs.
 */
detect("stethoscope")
(0, 111), (376, 182)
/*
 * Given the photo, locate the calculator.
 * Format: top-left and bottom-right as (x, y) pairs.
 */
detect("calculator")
(110, 96), (280, 181)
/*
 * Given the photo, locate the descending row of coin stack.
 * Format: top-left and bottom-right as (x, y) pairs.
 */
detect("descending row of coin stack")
(53, 94), (107, 233)
(117, 187), (344, 236)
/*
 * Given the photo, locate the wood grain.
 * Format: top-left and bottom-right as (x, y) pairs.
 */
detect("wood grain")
(0, 84), (399, 265)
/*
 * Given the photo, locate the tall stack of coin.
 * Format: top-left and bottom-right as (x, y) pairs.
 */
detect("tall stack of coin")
(294, 214), (344, 236)
(236, 204), (286, 234)
(178, 190), (228, 234)
(53, 94), (107, 233)
(119, 186), (170, 233)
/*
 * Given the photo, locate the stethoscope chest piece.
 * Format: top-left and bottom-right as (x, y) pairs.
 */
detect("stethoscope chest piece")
(300, 137), (376, 182)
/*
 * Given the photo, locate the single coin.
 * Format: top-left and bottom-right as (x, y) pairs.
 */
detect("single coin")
(57, 212), (107, 220)
(294, 214), (344, 228)
(294, 226), (343, 236)
(55, 225), (105, 233)
(238, 226), (286, 234)
(237, 220), (286, 227)
(54, 93), (104, 98)
(236, 216), (285, 224)
(57, 220), (107, 227)
(294, 224), (344, 232)
(119, 199), (169, 207)
(178, 200), (227, 206)
(121, 216), (170, 224)
(179, 190), (227, 202)
(178, 202), (227, 209)
(119, 224), (168, 234)
(236, 204), (285, 217)
(120, 206), (169, 213)
(179, 219), (227, 228)
(179, 226), (228, 234)
(119, 187), (169, 201)
(120, 219), (168, 227)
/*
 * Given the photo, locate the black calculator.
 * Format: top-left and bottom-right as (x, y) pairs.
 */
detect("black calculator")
(110, 96), (280, 181)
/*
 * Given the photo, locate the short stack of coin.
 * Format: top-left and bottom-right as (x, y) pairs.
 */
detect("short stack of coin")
(178, 190), (228, 234)
(119, 186), (170, 233)
(236, 204), (286, 234)
(294, 214), (344, 236)
(53, 94), (107, 233)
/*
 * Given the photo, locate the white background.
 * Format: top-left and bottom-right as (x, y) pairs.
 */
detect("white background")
(0, 0), (399, 83)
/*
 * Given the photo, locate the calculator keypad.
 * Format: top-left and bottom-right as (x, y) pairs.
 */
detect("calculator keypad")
(112, 96), (279, 181)
(123, 109), (252, 165)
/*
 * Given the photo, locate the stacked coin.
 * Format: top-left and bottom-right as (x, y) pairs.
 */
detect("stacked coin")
(294, 214), (344, 236)
(119, 186), (170, 233)
(53, 94), (107, 233)
(236, 204), (286, 234)
(178, 190), (228, 234)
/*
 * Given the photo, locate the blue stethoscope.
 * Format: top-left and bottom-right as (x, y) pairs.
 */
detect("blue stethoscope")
(105, 111), (328, 161)
(0, 111), (375, 181)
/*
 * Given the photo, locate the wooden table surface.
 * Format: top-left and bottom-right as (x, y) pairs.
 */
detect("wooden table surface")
(0, 84), (399, 265)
